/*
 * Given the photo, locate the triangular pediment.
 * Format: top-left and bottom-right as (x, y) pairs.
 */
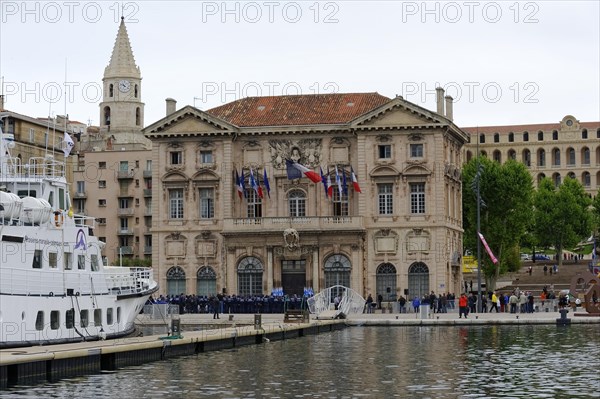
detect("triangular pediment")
(351, 97), (449, 129)
(144, 105), (238, 138)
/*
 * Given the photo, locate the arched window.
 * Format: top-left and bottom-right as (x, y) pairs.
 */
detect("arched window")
(136, 107), (141, 126)
(553, 148), (561, 166)
(109, 84), (114, 97)
(376, 263), (397, 302)
(553, 173), (561, 187)
(508, 132), (514, 142)
(466, 150), (473, 162)
(567, 172), (576, 180)
(166, 266), (186, 295)
(552, 130), (558, 140)
(537, 131), (544, 141)
(494, 133), (500, 143)
(582, 129), (588, 139)
(582, 171), (591, 187)
(493, 150), (502, 163)
(324, 254), (351, 300)
(566, 148), (575, 166)
(197, 266), (217, 296)
(103, 106), (111, 126)
(479, 134), (485, 144)
(134, 84), (139, 98)
(288, 190), (306, 217)
(407, 262), (429, 300)
(538, 149), (546, 167)
(581, 147), (590, 165)
(508, 149), (516, 160)
(523, 131), (529, 142)
(522, 149), (531, 167)
(237, 256), (263, 296)
(537, 173), (546, 185)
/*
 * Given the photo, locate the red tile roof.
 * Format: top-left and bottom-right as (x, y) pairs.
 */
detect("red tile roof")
(206, 93), (391, 127)
(463, 121), (599, 134)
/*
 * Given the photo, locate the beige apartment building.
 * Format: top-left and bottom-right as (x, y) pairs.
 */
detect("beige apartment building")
(464, 116), (600, 195)
(144, 90), (468, 300)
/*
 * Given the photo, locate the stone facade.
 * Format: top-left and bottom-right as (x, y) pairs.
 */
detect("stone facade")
(144, 92), (468, 300)
(464, 116), (600, 196)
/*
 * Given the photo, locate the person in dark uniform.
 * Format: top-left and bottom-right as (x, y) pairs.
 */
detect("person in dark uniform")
(212, 296), (220, 319)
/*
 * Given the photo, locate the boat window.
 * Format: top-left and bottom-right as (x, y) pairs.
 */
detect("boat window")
(78, 254), (85, 270)
(107, 308), (113, 325)
(35, 311), (44, 331)
(49, 252), (57, 268)
(91, 254), (99, 271)
(64, 252), (72, 270)
(117, 307), (121, 323)
(33, 250), (42, 269)
(48, 191), (54, 207)
(50, 311), (59, 330)
(59, 188), (65, 210)
(94, 309), (102, 327)
(80, 310), (89, 327)
(17, 190), (36, 197)
(66, 309), (74, 329)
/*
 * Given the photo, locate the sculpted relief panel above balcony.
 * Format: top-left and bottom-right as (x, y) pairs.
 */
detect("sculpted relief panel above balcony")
(269, 139), (322, 169)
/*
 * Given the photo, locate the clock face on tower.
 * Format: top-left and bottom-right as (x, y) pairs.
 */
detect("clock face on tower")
(118, 80), (131, 93)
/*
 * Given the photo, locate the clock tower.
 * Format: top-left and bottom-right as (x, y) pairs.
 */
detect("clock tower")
(99, 17), (148, 145)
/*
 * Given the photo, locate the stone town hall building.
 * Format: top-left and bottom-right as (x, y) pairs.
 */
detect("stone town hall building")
(144, 91), (469, 300)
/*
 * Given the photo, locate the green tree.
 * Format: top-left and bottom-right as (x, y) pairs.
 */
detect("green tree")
(591, 188), (600, 234)
(463, 157), (534, 288)
(533, 177), (592, 267)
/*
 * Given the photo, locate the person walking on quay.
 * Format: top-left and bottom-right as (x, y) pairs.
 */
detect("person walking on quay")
(543, 265), (548, 275)
(458, 293), (469, 318)
(468, 292), (477, 313)
(365, 294), (374, 313)
(490, 291), (499, 312)
(509, 292), (518, 313)
(398, 295), (407, 313)
(412, 296), (421, 313)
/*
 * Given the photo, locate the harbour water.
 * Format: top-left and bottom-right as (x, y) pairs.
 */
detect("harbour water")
(2, 324), (598, 398)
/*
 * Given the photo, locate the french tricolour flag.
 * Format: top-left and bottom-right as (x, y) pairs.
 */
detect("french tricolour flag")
(286, 159), (321, 183)
(351, 167), (362, 193)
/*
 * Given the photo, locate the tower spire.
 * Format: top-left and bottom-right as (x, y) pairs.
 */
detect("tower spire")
(104, 17), (140, 78)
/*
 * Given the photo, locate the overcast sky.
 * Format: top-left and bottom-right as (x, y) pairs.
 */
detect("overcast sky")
(1, 1), (598, 128)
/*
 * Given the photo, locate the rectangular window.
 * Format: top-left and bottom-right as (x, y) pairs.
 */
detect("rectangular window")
(410, 144), (423, 158)
(107, 308), (114, 325)
(120, 218), (129, 231)
(146, 160), (152, 171)
(94, 309), (102, 326)
(78, 254), (85, 270)
(378, 184), (393, 215)
(66, 309), (74, 329)
(91, 254), (99, 271)
(246, 189), (262, 218)
(80, 310), (89, 328)
(410, 183), (426, 214)
(50, 310), (59, 330)
(98, 199), (107, 207)
(33, 249), (42, 269)
(98, 180), (106, 189)
(35, 311), (44, 330)
(29, 128), (35, 143)
(76, 181), (85, 193)
(170, 151), (182, 165)
(97, 218), (106, 225)
(49, 252), (57, 268)
(199, 188), (214, 219)
(288, 192), (306, 217)
(200, 150), (213, 164)
(332, 190), (349, 217)
(64, 252), (72, 270)
(169, 188), (184, 219)
(378, 144), (391, 159)
(119, 161), (129, 172)
(120, 198), (129, 209)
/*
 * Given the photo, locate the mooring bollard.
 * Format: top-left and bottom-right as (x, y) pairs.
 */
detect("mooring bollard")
(556, 308), (571, 326)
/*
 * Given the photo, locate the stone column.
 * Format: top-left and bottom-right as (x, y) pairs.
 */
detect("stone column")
(267, 246), (273, 294)
(312, 247), (320, 292)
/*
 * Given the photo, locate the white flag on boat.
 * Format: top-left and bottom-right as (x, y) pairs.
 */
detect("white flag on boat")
(63, 132), (74, 156)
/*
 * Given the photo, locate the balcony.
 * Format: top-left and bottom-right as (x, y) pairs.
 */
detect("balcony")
(117, 208), (135, 216)
(117, 229), (134, 236)
(222, 216), (364, 234)
(73, 191), (87, 199)
(117, 170), (134, 179)
(143, 189), (152, 197)
(118, 246), (133, 255)
(143, 170), (152, 178)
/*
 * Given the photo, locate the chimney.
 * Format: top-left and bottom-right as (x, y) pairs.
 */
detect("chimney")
(0, 95), (4, 110)
(166, 98), (177, 116)
(445, 95), (453, 121)
(436, 87), (445, 115)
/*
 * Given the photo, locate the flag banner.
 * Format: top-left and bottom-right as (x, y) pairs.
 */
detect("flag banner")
(478, 232), (498, 264)
(235, 169), (243, 200)
(263, 167), (271, 198)
(286, 159), (321, 183)
(342, 168), (348, 195)
(250, 168), (263, 198)
(335, 166), (342, 196)
(326, 168), (333, 198)
(63, 132), (75, 156)
(351, 166), (362, 193)
(320, 167), (329, 198)
(240, 170), (247, 198)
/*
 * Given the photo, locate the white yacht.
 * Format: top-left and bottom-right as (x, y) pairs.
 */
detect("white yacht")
(0, 122), (158, 348)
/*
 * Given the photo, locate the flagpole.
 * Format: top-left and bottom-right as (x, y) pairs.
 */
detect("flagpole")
(476, 128), (482, 313)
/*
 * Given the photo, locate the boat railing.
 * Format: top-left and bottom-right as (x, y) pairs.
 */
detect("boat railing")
(0, 156), (65, 180)
(103, 266), (156, 295)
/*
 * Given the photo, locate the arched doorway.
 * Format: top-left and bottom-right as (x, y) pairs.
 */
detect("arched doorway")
(407, 262), (429, 299)
(376, 263), (397, 301)
(324, 254), (351, 301)
(196, 266), (217, 296)
(166, 266), (186, 295)
(237, 256), (263, 296)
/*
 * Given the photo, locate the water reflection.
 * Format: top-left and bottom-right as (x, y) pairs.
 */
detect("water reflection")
(2, 325), (599, 398)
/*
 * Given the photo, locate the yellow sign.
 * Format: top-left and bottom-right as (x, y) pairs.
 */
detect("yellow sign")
(462, 255), (478, 273)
